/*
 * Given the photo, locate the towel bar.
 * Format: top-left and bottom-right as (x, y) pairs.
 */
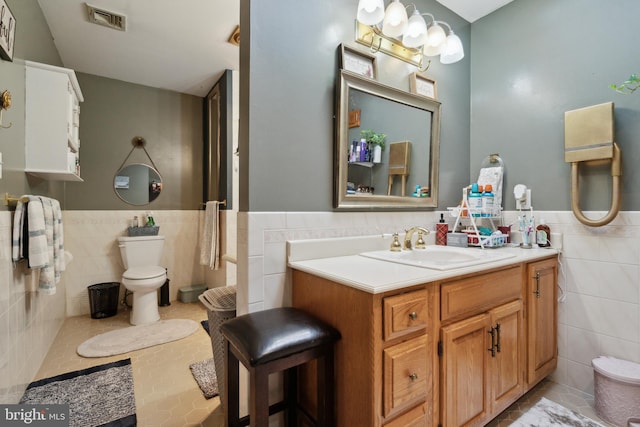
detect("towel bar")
(4, 193), (29, 206)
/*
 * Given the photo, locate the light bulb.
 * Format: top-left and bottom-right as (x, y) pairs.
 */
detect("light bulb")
(356, 0), (385, 25)
(440, 32), (464, 64)
(382, 0), (408, 38)
(403, 10), (428, 48)
(426, 22), (446, 47)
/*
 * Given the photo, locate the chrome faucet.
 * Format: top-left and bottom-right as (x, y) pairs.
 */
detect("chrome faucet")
(404, 226), (430, 250)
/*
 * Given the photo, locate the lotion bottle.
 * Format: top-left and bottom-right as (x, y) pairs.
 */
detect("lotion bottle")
(469, 183), (483, 217)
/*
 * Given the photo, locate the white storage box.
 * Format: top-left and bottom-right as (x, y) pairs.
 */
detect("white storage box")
(592, 356), (640, 427)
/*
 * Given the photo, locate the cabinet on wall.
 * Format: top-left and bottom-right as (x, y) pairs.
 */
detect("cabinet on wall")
(25, 61), (84, 181)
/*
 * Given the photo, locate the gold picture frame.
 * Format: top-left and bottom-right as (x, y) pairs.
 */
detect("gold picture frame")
(409, 73), (437, 100)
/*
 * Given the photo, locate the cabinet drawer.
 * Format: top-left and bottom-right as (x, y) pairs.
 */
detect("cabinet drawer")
(383, 289), (429, 341)
(384, 402), (427, 427)
(383, 335), (430, 418)
(441, 265), (522, 322)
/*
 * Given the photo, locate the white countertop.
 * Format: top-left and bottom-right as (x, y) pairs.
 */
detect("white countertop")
(287, 235), (558, 294)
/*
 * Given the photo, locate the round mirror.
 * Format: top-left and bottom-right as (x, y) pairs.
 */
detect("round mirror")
(114, 163), (163, 205)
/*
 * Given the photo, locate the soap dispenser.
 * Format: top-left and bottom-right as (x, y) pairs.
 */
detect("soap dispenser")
(436, 214), (448, 246)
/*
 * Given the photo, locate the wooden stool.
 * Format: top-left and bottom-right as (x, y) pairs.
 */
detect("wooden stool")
(387, 141), (411, 196)
(220, 307), (341, 427)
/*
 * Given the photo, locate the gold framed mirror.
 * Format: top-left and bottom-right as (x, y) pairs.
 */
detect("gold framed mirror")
(335, 70), (441, 209)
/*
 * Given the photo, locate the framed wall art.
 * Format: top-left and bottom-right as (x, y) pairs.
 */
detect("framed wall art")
(409, 73), (437, 100)
(339, 44), (377, 79)
(0, 0), (16, 61)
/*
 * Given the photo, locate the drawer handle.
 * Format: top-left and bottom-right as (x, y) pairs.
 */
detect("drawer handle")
(409, 311), (418, 321)
(409, 373), (418, 381)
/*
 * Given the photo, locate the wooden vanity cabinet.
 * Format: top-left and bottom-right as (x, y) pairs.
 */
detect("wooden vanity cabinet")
(439, 266), (525, 427)
(526, 257), (558, 387)
(291, 255), (558, 427)
(292, 270), (438, 427)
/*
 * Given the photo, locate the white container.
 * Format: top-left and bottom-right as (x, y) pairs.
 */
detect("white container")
(592, 356), (640, 427)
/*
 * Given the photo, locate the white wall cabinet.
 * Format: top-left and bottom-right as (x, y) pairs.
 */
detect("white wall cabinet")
(25, 61), (84, 181)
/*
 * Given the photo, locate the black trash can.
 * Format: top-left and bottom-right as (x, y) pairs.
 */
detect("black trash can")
(88, 282), (120, 319)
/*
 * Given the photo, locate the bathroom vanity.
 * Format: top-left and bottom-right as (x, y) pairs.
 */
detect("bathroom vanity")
(288, 237), (558, 427)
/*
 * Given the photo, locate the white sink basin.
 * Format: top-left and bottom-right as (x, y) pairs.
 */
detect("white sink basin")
(359, 246), (516, 271)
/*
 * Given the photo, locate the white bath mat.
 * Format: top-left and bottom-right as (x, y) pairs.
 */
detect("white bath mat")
(77, 319), (199, 357)
(510, 397), (605, 427)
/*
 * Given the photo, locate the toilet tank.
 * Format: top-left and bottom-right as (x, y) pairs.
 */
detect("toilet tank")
(117, 235), (165, 269)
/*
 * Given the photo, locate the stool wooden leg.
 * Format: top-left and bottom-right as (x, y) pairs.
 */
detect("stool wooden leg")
(284, 367), (298, 427)
(250, 365), (270, 427)
(225, 341), (240, 427)
(316, 346), (335, 427)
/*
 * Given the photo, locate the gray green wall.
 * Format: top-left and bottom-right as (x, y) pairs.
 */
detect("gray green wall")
(0, 0), (203, 212)
(66, 73), (203, 210)
(471, 0), (640, 211)
(0, 0), (64, 210)
(240, 0), (471, 212)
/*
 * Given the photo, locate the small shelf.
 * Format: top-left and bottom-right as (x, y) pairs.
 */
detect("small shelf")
(348, 161), (377, 168)
(448, 187), (503, 249)
(26, 169), (83, 182)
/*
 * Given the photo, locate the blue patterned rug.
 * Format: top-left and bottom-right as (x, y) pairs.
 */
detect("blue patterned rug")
(20, 358), (136, 427)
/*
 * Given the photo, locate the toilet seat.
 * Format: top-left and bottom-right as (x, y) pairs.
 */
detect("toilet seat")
(123, 266), (165, 280)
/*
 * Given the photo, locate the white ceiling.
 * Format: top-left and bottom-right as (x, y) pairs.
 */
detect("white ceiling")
(37, 0), (511, 98)
(437, 0), (514, 23)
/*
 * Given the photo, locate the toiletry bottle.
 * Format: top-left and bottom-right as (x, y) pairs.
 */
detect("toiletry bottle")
(469, 183), (482, 217)
(436, 213), (448, 246)
(536, 219), (551, 247)
(482, 184), (494, 217)
(146, 211), (155, 227)
(132, 216), (139, 228)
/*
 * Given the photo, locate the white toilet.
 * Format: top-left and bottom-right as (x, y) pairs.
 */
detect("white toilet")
(117, 235), (167, 325)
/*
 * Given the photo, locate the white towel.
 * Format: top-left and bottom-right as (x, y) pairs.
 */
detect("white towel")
(199, 201), (220, 270)
(478, 166), (504, 210)
(10, 196), (65, 295)
(37, 197), (65, 294)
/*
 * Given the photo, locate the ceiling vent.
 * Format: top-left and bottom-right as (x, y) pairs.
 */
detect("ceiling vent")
(86, 3), (126, 31)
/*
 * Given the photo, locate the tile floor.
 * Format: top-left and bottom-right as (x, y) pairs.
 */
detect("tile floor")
(34, 301), (224, 427)
(34, 300), (611, 427)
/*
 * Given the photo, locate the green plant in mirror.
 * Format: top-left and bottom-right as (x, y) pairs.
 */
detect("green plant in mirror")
(360, 129), (386, 150)
(610, 73), (640, 94)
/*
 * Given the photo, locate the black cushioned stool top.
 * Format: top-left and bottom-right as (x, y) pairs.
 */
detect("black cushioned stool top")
(220, 307), (340, 366)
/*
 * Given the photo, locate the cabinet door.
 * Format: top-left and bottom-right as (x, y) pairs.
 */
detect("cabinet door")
(489, 300), (524, 414)
(527, 258), (558, 386)
(441, 314), (490, 427)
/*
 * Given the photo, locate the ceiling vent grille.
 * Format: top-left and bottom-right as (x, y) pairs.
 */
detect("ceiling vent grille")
(86, 3), (126, 31)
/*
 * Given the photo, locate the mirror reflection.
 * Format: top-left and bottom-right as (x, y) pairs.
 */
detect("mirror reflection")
(114, 163), (163, 205)
(335, 70), (441, 209)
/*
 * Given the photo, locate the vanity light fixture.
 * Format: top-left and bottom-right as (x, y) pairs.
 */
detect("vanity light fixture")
(355, 0), (464, 71)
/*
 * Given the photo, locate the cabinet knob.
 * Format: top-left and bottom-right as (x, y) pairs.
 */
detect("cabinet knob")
(409, 311), (418, 320)
(409, 373), (418, 381)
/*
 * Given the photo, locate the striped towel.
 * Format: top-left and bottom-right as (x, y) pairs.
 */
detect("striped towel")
(11, 196), (65, 295)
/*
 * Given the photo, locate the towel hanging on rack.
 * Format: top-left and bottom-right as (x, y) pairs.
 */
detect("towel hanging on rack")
(199, 201), (220, 270)
(11, 196), (65, 294)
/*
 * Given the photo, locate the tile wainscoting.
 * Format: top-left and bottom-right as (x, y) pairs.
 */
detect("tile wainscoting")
(1, 209), (232, 403)
(241, 210), (640, 396)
